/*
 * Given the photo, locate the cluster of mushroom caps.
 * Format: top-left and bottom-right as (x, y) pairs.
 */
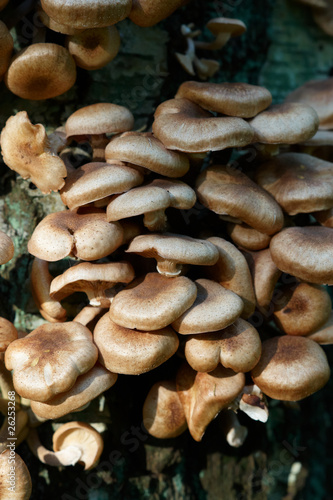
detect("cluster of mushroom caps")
(0, 0), (187, 100)
(1, 79), (333, 477)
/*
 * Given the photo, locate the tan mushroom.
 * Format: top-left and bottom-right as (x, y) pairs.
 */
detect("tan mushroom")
(195, 18), (246, 51)
(0, 231), (14, 265)
(307, 311), (333, 344)
(0, 451), (32, 500)
(0, 318), (18, 352)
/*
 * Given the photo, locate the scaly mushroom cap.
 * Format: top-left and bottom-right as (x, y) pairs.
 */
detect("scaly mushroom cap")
(5, 322), (98, 402)
(248, 103), (319, 144)
(109, 272), (197, 331)
(129, 0), (186, 27)
(105, 132), (190, 177)
(204, 236), (256, 318)
(285, 78), (333, 129)
(53, 421), (104, 470)
(143, 380), (187, 438)
(227, 223), (272, 251)
(0, 21), (13, 78)
(66, 26), (120, 70)
(0, 230), (14, 264)
(172, 279), (244, 334)
(28, 210), (123, 262)
(152, 98), (254, 153)
(196, 165), (284, 235)
(0, 112), (67, 194)
(184, 318), (261, 373)
(31, 363), (117, 419)
(94, 313), (179, 374)
(176, 81), (272, 118)
(273, 282), (331, 336)
(65, 103), (134, 138)
(270, 226), (333, 284)
(255, 153), (333, 215)
(176, 363), (245, 441)
(41, 0), (132, 29)
(0, 317), (18, 352)
(251, 336), (330, 400)
(5, 43), (76, 100)
(60, 162), (144, 209)
(0, 451), (32, 499)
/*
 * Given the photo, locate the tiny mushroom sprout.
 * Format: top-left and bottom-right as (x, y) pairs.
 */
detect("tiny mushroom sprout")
(109, 272), (197, 331)
(251, 336), (330, 401)
(129, 0), (186, 27)
(5, 43), (77, 100)
(5, 322), (98, 402)
(194, 18), (247, 51)
(0, 112), (67, 194)
(0, 451), (32, 500)
(142, 380), (187, 439)
(126, 233), (219, 277)
(0, 230), (14, 265)
(94, 312), (179, 375)
(27, 209), (124, 262)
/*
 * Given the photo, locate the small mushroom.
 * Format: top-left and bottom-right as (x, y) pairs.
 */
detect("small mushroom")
(195, 17), (246, 51)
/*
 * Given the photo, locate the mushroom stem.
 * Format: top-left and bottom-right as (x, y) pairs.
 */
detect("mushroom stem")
(221, 410), (248, 448)
(195, 32), (231, 51)
(156, 259), (183, 277)
(90, 134), (110, 162)
(143, 209), (168, 232)
(27, 428), (83, 466)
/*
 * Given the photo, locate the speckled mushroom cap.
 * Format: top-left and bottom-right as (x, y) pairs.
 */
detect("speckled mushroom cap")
(0, 230), (14, 264)
(152, 98), (254, 153)
(65, 103), (134, 139)
(0, 451), (32, 499)
(129, 0), (185, 27)
(184, 318), (261, 373)
(285, 78), (333, 130)
(176, 363), (245, 441)
(94, 312), (179, 374)
(248, 103), (319, 144)
(148, 179), (196, 209)
(41, 0), (132, 29)
(5, 43), (76, 100)
(255, 153), (333, 215)
(0, 111), (67, 194)
(0, 21), (13, 78)
(176, 81), (272, 118)
(105, 132), (190, 177)
(227, 223), (272, 251)
(273, 282), (331, 336)
(126, 233), (219, 277)
(30, 364), (118, 419)
(5, 322), (98, 402)
(204, 236), (256, 318)
(28, 210), (123, 262)
(269, 226), (333, 284)
(50, 261), (135, 307)
(60, 162), (144, 209)
(0, 317), (18, 352)
(109, 272), (197, 331)
(172, 279), (244, 334)
(251, 335), (330, 400)
(196, 165), (284, 235)
(143, 380), (187, 439)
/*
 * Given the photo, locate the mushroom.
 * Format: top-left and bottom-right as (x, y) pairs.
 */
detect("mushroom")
(0, 318), (18, 352)
(0, 20), (13, 79)
(0, 451), (32, 500)
(0, 112), (67, 194)
(195, 17), (247, 51)
(227, 223), (272, 251)
(220, 410), (248, 448)
(0, 231), (14, 265)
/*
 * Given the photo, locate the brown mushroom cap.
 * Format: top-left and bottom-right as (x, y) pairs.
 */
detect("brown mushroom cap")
(176, 363), (245, 441)
(30, 363), (117, 419)
(129, 0), (186, 27)
(273, 282), (331, 336)
(0, 317), (18, 352)
(143, 380), (187, 438)
(196, 165), (284, 235)
(176, 81), (272, 118)
(41, 0), (132, 29)
(255, 153), (333, 215)
(172, 279), (244, 334)
(94, 313), (179, 374)
(227, 223), (272, 251)
(0, 451), (32, 499)
(109, 272), (197, 331)
(0, 230), (14, 264)
(5, 43), (76, 100)
(270, 226), (333, 284)
(152, 98), (254, 153)
(60, 162), (143, 210)
(66, 103), (134, 139)
(184, 318), (261, 373)
(285, 78), (333, 130)
(0, 21), (13, 79)
(5, 322), (98, 402)
(307, 311), (333, 344)
(28, 210), (124, 262)
(105, 132), (190, 178)
(0, 111), (67, 194)
(149, 179), (196, 209)
(204, 236), (256, 318)
(251, 335), (330, 400)
(37, 5), (84, 34)
(248, 103), (319, 144)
